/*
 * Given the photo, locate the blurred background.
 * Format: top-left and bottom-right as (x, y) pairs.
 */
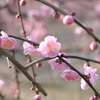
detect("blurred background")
(0, 0), (100, 100)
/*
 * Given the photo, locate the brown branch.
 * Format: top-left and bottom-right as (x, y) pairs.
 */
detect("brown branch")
(36, 0), (100, 44)
(16, 0), (26, 37)
(57, 55), (100, 97)
(0, 48), (47, 96)
(12, 50), (20, 100)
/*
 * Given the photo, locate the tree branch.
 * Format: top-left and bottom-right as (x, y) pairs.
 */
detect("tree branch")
(63, 55), (100, 64)
(0, 48), (47, 96)
(57, 55), (100, 97)
(36, 0), (100, 43)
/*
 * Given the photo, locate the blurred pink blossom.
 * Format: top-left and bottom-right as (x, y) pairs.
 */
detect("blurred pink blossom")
(74, 27), (85, 36)
(61, 69), (80, 81)
(81, 66), (99, 90)
(27, 10), (40, 19)
(0, 80), (4, 92)
(0, 31), (17, 50)
(7, 82), (16, 97)
(48, 53), (70, 71)
(95, 54), (100, 61)
(31, 27), (48, 42)
(39, 36), (61, 58)
(39, 5), (54, 17)
(94, 4), (100, 16)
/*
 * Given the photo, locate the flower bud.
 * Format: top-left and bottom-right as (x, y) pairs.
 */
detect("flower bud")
(19, 0), (26, 6)
(83, 62), (90, 68)
(15, 14), (20, 19)
(30, 86), (35, 91)
(53, 10), (60, 19)
(87, 27), (95, 33)
(70, 11), (76, 16)
(36, 62), (42, 68)
(63, 15), (74, 25)
(34, 95), (41, 100)
(90, 41), (98, 50)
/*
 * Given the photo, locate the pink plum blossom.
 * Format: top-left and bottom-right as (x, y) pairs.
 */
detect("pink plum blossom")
(0, 31), (17, 50)
(48, 53), (70, 71)
(81, 66), (99, 90)
(23, 36), (41, 56)
(61, 69), (80, 81)
(74, 27), (85, 36)
(34, 95), (41, 100)
(39, 36), (61, 58)
(0, 80), (4, 92)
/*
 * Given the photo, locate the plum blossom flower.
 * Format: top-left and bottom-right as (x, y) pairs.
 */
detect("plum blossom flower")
(39, 36), (61, 58)
(0, 31), (17, 50)
(81, 66), (99, 90)
(61, 69), (80, 81)
(48, 53), (70, 71)
(23, 36), (41, 56)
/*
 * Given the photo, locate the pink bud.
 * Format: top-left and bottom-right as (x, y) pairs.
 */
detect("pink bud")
(90, 41), (98, 50)
(53, 11), (60, 19)
(70, 11), (76, 16)
(36, 62), (42, 68)
(30, 86), (35, 91)
(63, 15), (74, 25)
(87, 27), (95, 33)
(19, 0), (26, 6)
(34, 95), (41, 100)
(83, 62), (90, 68)
(8, 65), (12, 69)
(15, 14), (20, 19)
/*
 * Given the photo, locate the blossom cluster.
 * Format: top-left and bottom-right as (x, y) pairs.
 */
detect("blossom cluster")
(23, 35), (99, 91)
(0, 31), (99, 100)
(23, 35), (61, 58)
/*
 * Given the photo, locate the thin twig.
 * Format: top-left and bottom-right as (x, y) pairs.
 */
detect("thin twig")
(25, 57), (51, 69)
(0, 48), (47, 96)
(16, 0), (26, 37)
(12, 50), (20, 100)
(63, 55), (100, 64)
(9, 35), (39, 46)
(57, 55), (100, 97)
(36, 0), (100, 43)
(25, 55), (100, 69)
